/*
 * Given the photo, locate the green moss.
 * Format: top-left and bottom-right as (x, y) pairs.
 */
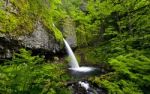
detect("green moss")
(10, 0), (29, 13)
(0, 0), (33, 35)
(53, 27), (63, 42)
(41, 10), (63, 42)
(0, 10), (6, 32)
(0, 0), (63, 40)
(28, 0), (63, 41)
(0, 9), (18, 33)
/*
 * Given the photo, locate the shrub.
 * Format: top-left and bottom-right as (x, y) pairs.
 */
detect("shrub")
(0, 49), (71, 94)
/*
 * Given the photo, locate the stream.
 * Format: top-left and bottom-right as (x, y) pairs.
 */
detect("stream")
(64, 39), (107, 94)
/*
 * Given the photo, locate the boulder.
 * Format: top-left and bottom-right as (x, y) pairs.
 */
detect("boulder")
(18, 21), (61, 53)
(0, 21), (77, 59)
(62, 16), (77, 48)
(0, 33), (19, 59)
(0, 1), (77, 60)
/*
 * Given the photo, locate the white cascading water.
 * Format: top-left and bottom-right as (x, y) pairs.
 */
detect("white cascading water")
(78, 81), (90, 90)
(63, 38), (79, 68)
(64, 38), (98, 91)
(63, 38), (96, 72)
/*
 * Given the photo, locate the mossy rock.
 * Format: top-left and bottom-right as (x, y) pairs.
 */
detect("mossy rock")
(0, 0), (63, 42)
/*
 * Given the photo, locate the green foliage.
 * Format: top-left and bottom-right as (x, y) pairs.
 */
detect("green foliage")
(109, 52), (150, 86)
(64, 1), (150, 93)
(0, 0), (150, 93)
(0, 49), (71, 94)
(0, 9), (18, 33)
(10, 0), (29, 13)
(0, 0), (34, 34)
(0, 0), (63, 41)
(90, 50), (150, 94)
(61, 0), (150, 46)
(100, 79), (142, 94)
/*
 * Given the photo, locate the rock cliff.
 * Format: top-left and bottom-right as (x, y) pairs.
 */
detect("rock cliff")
(0, 0), (77, 59)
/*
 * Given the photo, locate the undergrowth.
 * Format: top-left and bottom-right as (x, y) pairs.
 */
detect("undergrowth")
(0, 49), (71, 94)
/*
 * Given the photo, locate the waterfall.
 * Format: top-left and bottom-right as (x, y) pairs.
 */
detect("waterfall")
(63, 38), (96, 72)
(63, 38), (79, 68)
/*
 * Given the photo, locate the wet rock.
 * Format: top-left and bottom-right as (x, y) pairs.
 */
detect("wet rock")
(6, 1), (18, 14)
(0, 2), (77, 60)
(62, 16), (77, 48)
(0, 21), (76, 59)
(0, 22), (60, 59)
(18, 21), (61, 53)
(54, 56), (59, 61)
(0, 35), (19, 59)
(67, 80), (107, 94)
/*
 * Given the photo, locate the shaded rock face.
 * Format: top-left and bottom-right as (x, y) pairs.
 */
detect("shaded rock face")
(0, 1), (77, 60)
(18, 21), (60, 53)
(0, 21), (77, 60)
(62, 16), (77, 48)
(0, 34), (19, 59)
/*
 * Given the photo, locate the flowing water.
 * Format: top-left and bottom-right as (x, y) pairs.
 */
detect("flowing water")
(63, 38), (107, 94)
(63, 38), (96, 72)
(63, 38), (79, 68)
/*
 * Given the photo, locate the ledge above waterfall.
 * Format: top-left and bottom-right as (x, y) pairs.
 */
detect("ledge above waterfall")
(61, 16), (77, 48)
